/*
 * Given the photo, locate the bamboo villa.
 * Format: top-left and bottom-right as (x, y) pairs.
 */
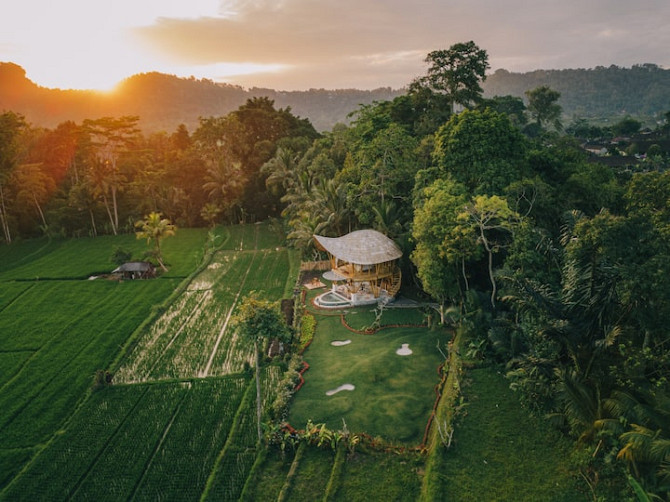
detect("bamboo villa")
(313, 229), (402, 308)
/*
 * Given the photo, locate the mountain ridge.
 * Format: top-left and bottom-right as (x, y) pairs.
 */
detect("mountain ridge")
(2, 62), (669, 133)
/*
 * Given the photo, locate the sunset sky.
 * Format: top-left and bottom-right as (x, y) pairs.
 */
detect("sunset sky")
(1, 0), (669, 91)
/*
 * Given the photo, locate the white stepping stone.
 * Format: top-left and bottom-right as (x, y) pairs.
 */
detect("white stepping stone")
(326, 384), (355, 396)
(331, 340), (352, 346)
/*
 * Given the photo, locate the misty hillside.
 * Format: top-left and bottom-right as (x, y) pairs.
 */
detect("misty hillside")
(2, 61), (670, 133)
(483, 64), (670, 125)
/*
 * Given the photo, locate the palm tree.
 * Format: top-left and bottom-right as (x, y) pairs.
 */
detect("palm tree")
(202, 158), (246, 221)
(310, 177), (350, 236)
(608, 390), (670, 495)
(262, 147), (299, 193)
(287, 212), (327, 260)
(135, 212), (176, 271)
(200, 202), (222, 228)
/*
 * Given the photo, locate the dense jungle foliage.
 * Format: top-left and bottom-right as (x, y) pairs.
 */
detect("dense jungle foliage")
(1, 40), (669, 499)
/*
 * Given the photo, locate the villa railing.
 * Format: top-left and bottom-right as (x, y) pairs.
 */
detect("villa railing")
(299, 260), (331, 271)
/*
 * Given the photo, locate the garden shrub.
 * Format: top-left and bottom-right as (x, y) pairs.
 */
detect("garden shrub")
(270, 355), (304, 420)
(298, 314), (316, 353)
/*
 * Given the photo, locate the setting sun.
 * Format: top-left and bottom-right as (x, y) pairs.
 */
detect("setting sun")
(0, 0), (287, 91)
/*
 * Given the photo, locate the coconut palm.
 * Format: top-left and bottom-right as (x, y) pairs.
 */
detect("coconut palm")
(135, 211), (176, 271)
(608, 390), (670, 496)
(202, 157), (246, 221)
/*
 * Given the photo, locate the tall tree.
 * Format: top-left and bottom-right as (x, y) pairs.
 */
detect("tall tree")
(0, 111), (27, 243)
(233, 293), (291, 443)
(432, 108), (527, 195)
(12, 163), (55, 230)
(412, 41), (490, 114)
(458, 195), (518, 309)
(82, 116), (140, 234)
(338, 122), (419, 229)
(411, 177), (474, 322)
(525, 85), (563, 131)
(134, 211), (176, 271)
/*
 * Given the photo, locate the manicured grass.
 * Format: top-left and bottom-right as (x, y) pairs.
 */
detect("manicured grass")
(342, 306), (428, 331)
(289, 311), (446, 444)
(437, 366), (583, 501)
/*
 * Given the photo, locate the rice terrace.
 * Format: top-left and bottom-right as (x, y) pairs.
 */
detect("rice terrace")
(0, 222), (583, 501)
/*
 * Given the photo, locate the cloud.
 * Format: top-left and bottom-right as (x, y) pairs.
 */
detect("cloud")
(3, 0), (669, 90)
(130, 0), (670, 89)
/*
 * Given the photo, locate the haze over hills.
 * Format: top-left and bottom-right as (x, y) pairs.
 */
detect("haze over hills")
(2, 61), (670, 133)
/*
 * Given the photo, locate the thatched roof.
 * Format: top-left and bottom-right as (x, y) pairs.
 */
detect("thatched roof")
(314, 230), (402, 265)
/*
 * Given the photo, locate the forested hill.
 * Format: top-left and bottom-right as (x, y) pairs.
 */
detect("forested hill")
(2, 61), (670, 133)
(0, 62), (401, 133)
(482, 64), (670, 124)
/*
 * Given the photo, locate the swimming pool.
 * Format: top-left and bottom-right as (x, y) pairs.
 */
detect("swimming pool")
(314, 291), (351, 308)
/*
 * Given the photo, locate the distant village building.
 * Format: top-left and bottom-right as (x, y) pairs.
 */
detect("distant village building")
(111, 261), (156, 280)
(313, 229), (402, 308)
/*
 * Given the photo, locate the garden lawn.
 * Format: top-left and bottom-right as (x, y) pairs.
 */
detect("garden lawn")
(288, 311), (446, 445)
(438, 366), (583, 501)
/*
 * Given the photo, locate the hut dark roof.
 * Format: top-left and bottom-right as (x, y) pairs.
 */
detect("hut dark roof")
(112, 261), (154, 273)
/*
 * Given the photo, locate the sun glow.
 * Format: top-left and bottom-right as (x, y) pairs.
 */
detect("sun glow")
(0, 0), (275, 91)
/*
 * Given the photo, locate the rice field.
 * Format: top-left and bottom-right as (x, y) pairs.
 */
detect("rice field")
(0, 223), (301, 500)
(115, 228), (297, 383)
(1, 377), (250, 501)
(0, 279), (179, 448)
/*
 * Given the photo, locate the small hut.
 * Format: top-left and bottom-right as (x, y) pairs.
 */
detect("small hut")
(313, 229), (402, 307)
(111, 261), (156, 280)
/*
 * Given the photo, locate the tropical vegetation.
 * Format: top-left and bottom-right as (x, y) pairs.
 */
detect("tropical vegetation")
(1, 39), (670, 500)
